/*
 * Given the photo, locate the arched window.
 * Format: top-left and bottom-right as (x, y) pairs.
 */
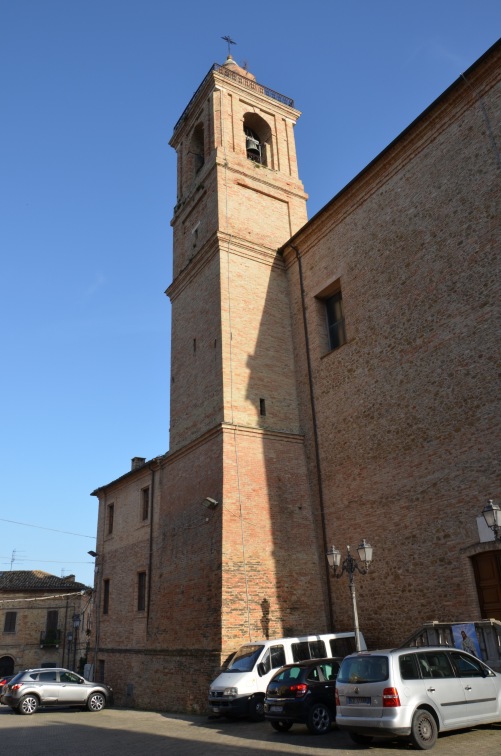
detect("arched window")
(243, 113), (272, 168)
(189, 123), (205, 176)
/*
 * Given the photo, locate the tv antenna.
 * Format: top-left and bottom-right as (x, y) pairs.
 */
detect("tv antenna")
(221, 35), (236, 57)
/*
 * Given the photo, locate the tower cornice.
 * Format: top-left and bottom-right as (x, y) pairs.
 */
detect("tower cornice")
(170, 63), (300, 147)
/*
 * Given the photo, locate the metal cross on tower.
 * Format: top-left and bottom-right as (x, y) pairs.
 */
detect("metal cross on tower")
(221, 35), (236, 56)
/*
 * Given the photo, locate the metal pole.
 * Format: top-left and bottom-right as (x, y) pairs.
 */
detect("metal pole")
(348, 572), (362, 652)
(73, 626), (78, 671)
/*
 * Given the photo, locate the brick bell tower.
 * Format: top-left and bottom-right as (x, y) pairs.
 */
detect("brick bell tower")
(166, 57), (327, 653)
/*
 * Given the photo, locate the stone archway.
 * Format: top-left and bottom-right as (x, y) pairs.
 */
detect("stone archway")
(0, 655), (14, 676)
(472, 551), (501, 620)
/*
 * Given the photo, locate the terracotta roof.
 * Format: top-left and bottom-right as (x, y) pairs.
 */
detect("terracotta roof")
(0, 570), (90, 592)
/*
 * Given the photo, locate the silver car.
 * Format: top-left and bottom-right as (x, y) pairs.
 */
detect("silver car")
(335, 647), (501, 749)
(1, 667), (113, 715)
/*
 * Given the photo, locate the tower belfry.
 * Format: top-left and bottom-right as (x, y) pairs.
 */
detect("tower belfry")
(166, 58), (324, 651)
(168, 57), (308, 450)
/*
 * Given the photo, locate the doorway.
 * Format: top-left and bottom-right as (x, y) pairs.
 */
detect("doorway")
(472, 551), (501, 620)
(0, 655), (14, 676)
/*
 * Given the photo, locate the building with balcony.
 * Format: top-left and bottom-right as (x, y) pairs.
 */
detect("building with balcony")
(0, 571), (92, 677)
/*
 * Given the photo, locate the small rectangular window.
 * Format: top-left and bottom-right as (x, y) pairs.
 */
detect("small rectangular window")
(325, 290), (347, 350)
(141, 488), (149, 521)
(103, 579), (110, 614)
(4, 611), (17, 633)
(107, 503), (114, 535)
(259, 398), (266, 416)
(137, 572), (147, 611)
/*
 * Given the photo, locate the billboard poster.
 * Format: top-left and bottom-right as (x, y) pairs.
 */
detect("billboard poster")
(452, 623), (482, 659)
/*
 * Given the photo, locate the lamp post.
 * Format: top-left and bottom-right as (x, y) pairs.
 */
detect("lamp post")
(481, 500), (501, 541)
(326, 539), (373, 652)
(72, 614), (81, 672)
(66, 631), (73, 667)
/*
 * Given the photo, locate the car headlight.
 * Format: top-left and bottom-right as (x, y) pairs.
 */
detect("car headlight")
(223, 687), (238, 697)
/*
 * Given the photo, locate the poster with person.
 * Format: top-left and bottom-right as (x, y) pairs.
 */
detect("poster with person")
(452, 623), (482, 659)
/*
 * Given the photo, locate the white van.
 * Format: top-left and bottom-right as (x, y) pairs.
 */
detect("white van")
(208, 631), (366, 719)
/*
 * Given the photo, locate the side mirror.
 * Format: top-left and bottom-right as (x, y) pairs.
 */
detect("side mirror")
(256, 663), (266, 677)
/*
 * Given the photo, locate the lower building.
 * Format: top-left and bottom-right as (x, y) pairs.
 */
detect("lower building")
(0, 571), (92, 677)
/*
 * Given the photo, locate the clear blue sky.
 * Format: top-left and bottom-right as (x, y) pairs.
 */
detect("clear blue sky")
(1, 1), (499, 587)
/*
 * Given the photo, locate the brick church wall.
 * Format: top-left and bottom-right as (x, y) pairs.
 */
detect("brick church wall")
(283, 45), (501, 648)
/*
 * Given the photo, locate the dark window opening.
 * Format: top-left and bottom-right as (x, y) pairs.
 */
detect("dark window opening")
(190, 123), (205, 175)
(107, 503), (114, 535)
(259, 398), (266, 416)
(137, 572), (147, 611)
(4, 612), (17, 633)
(142, 488), (149, 521)
(46, 610), (58, 632)
(325, 291), (347, 350)
(97, 660), (105, 683)
(103, 579), (110, 615)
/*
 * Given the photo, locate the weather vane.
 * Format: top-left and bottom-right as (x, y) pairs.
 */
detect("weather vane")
(221, 35), (236, 57)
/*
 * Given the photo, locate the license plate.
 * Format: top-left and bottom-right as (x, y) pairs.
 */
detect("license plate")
(347, 696), (371, 705)
(270, 705), (283, 712)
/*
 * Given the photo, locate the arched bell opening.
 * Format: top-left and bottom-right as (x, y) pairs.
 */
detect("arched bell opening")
(243, 113), (272, 168)
(189, 122), (205, 177)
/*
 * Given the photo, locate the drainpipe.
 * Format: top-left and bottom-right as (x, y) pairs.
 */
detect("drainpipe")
(146, 462), (157, 632)
(288, 243), (334, 630)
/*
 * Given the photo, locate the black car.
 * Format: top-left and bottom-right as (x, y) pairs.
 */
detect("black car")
(264, 657), (340, 734)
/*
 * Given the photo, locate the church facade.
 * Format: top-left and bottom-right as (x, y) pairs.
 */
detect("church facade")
(90, 41), (501, 711)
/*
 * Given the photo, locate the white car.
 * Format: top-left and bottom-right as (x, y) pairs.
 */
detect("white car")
(335, 647), (501, 749)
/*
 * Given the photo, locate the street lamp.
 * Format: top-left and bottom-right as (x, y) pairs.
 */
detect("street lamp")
(326, 539), (373, 652)
(481, 500), (501, 541)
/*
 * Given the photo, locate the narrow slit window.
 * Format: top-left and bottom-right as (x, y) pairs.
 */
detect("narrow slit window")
(137, 572), (147, 611)
(103, 579), (110, 614)
(107, 503), (114, 535)
(142, 487), (149, 521)
(325, 291), (347, 350)
(259, 398), (266, 416)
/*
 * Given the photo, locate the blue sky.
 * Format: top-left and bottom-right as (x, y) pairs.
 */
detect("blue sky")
(1, 1), (499, 587)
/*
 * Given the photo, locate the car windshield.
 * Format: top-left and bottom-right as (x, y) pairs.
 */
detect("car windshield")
(337, 655), (389, 683)
(226, 644), (264, 672)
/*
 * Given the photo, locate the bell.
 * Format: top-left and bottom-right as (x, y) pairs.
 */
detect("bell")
(246, 135), (261, 156)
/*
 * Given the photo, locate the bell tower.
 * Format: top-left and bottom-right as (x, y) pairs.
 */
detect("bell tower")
(167, 57), (326, 648)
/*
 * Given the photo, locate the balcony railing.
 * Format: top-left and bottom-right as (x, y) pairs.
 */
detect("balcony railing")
(40, 629), (61, 648)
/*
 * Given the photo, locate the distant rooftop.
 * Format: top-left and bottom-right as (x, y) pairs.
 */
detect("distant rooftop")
(0, 570), (90, 592)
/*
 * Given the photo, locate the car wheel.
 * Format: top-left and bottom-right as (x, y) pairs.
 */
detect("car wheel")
(271, 719), (293, 732)
(306, 702), (332, 735)
(87, 692), (106, 712)
(349, 732), (374, 745)
(410, 708), (438, 750)
(248, 695), (265, 721)
(18, 695), (39, 715)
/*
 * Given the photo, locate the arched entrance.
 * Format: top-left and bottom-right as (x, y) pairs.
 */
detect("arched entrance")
(472, 551), (501, 620)
(0, 655), (14, 676)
